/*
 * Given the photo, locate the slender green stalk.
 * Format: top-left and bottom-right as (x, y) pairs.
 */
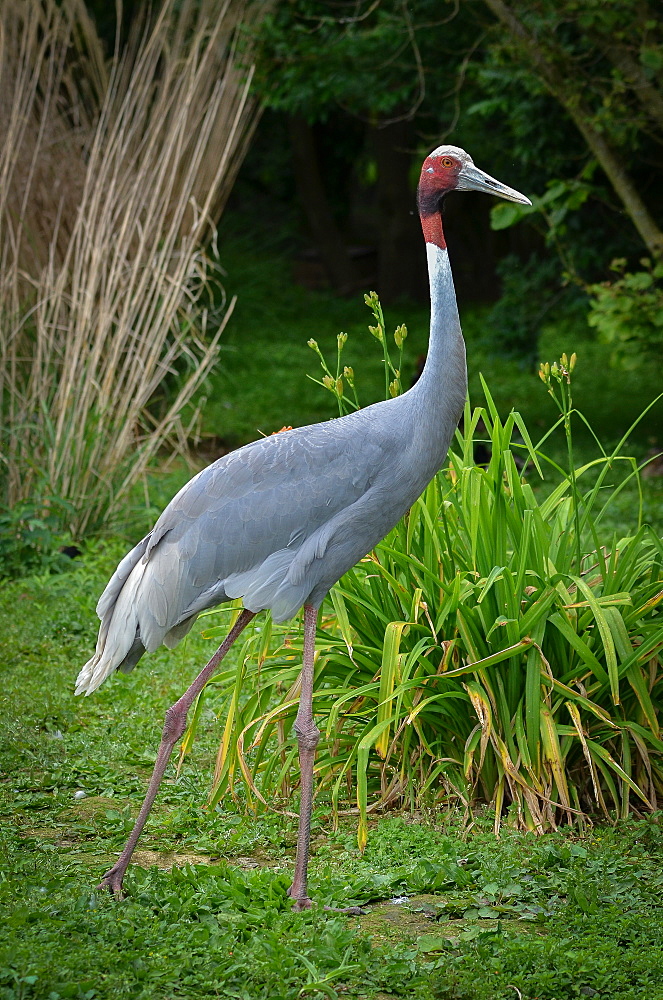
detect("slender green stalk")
(538, 354), (582, 567)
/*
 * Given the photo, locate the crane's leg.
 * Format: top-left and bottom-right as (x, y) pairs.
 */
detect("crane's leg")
(286, 605), (364, 915)
(97, 608), (256, 898)
(287, 603), (320, 910)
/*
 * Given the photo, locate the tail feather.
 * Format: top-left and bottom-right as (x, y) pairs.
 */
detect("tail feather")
(118, 636), (147, 674)
(96, 535), (150, 619)
(163, 615), (198, 648)
(76, 540), (150, 696)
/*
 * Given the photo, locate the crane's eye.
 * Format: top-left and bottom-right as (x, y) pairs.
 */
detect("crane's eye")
(440, 157), (454, 168)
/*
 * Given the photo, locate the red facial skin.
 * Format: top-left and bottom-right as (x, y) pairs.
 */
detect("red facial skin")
(417, 154), (463, 250)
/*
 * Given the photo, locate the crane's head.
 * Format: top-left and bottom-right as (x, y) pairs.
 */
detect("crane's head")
(417, 145), (531, 247)
(418, 145), (531, 209)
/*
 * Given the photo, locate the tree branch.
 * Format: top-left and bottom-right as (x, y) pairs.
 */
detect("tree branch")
(482, 0), (663, 255)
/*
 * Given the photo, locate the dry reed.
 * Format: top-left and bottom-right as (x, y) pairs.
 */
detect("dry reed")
(0, 0), (261, 534)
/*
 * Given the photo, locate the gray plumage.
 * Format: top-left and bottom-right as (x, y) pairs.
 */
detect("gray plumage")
(77, 145), (531, 699)
(76, 327), (465, 694)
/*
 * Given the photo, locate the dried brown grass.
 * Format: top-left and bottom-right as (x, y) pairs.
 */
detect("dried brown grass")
(0, 0), (261, 534)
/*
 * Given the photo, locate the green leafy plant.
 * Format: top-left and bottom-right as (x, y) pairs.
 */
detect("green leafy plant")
(307, 291), (407, 415)
(490, 175), (591, 249)
(197, 303), (663, 844)
(211, 390), (661, 841)
(0, 497), (75, 580)
(586, 257), (663, 366)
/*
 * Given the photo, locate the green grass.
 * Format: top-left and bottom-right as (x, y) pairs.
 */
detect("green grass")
(2, 556), (663, 999)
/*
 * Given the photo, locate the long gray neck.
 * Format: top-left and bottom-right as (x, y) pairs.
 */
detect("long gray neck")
(409, 243), (467, 446)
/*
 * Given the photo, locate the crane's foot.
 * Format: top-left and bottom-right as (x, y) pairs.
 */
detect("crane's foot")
(96, 865), (126, 900)
(290, 895), (314, 912)
(288, 888), (365, 915)
(324, 904), (366, 916)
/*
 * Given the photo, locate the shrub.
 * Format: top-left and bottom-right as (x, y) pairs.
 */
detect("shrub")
(587, 257), (663, 367)
(0, 497), (74, 580)
(196, 333), (662, 840)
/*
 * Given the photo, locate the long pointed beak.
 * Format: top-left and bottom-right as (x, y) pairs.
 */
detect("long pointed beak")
(458, 163), (532, 206)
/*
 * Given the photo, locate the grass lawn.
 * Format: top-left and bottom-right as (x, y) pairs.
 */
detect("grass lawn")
(2, 551), (663, 1000)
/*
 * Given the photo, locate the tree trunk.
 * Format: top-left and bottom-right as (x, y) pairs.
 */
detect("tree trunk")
(288, 115), (355, 295)
(482, 0), (663, 256)
(369, 118), (425, 302)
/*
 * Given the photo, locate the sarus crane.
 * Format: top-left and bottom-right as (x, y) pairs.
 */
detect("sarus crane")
(77, 146), (531, 910)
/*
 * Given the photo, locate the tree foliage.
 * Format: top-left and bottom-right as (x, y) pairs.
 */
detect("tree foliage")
(246, 0), (662, 314)
(587, 258), (663, 365)
(251, 0), (456, 123)
(481, 0), (663, 255)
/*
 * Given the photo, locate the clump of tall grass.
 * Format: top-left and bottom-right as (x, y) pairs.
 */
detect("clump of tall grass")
(194, 304), (663, 838)
(0, 0), (260, 534)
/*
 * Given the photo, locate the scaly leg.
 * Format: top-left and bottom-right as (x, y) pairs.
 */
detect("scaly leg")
(287, 604), (365, 916)
(288, 603), (321, 909)
(98, 608), (256, 898)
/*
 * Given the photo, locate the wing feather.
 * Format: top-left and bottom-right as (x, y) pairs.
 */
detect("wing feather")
(78, 407), (402, 693)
